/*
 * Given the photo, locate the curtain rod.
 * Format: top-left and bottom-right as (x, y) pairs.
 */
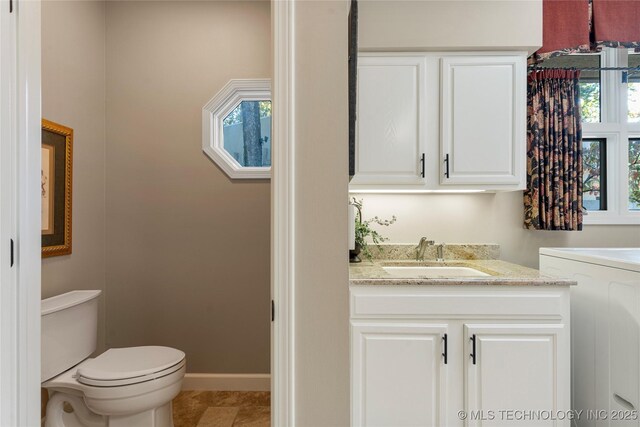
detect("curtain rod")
(528, 66), (640, 71)
(527, 66), (640, 82)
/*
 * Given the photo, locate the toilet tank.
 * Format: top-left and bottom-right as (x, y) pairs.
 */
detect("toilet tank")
(41, 290), (101, 382)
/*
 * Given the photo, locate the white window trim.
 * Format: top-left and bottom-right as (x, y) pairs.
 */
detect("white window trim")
(202, 79), (272, 179)
(581, 48), (640, 225)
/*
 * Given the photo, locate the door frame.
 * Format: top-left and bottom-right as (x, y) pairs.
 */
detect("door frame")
(7, 0), (297, 424)
(271, 0), (296, 425)
(1, 0), (42, 425)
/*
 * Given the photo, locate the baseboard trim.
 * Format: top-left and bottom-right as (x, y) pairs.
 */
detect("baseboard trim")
(182, 373), (271, 392)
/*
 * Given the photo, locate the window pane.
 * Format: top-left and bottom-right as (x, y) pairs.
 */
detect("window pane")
(628, 54), (640, 123)
(222, 100), (272, 167)
(540, 55), (601, 123)
(583, 138), (607, 211)
(630, 138), (640, 210)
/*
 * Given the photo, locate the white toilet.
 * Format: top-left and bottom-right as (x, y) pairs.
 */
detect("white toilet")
(42, 290), (186, 427)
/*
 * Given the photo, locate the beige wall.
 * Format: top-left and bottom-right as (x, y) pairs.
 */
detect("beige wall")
(104, 1), (271, 374)
(354, 192), (640, 268)
(359, 0), (542, 53)
(41, 0), (107, 352)
(293, 1), (350, 424)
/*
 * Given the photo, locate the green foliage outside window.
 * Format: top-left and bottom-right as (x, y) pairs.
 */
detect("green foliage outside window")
(630, 139), (640, 209)
(582, 140), (602, 204)
(579, 83), (600, 123)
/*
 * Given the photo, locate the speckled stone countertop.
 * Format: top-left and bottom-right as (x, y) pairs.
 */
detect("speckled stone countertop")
(349, 259), (576, 286)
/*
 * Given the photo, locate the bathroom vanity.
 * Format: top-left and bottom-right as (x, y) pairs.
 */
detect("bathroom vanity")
(349, 255), (574, 427)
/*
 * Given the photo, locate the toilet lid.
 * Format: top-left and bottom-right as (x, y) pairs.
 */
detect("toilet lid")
(76, 346), (185, 386)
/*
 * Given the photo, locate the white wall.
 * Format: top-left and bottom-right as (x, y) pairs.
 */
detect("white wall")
(359, 0), (542, 54)
(354, 192), (640, 268)
(41, 0), (107, 352)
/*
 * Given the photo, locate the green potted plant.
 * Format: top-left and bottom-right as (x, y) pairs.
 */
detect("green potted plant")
(350, 198), (396, 263)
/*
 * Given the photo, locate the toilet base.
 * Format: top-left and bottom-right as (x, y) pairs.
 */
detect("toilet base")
(108, 403), (173, 427)
(45, 392), (174, 427)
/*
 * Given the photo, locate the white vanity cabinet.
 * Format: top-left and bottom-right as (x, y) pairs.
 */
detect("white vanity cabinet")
(350, 285), (571, 427)
(351, 322), (448, 427)
(464, 324), (566, 426)
(350, 52), (527, 192)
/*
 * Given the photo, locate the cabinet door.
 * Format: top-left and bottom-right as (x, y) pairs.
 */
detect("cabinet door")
(464, 324), (569, 427)
(352, 322), (448, 427)
(440, 55), (525, 187)
(351, 55), (426, 186)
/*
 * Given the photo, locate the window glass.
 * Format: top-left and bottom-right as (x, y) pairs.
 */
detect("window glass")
(630, 138), (640, 210)
(222, 100), (272, 167)
(628, 54), (640, 123)
(583, 138), (607, 211)
(540, 54), (601, 123)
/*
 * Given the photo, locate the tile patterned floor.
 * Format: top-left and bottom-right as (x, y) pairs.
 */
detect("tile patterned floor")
(173, 391), (270, 427)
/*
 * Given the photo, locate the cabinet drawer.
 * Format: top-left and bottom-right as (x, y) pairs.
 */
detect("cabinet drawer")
(350, 286), (569, 319)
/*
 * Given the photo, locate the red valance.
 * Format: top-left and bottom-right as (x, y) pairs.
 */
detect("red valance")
(593, 0), (640, 45)
(538, 0), (590, 57)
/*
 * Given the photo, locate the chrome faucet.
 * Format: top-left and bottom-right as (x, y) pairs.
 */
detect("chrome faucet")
(436, 244), (445, 262)
(416, 237), (435, 261)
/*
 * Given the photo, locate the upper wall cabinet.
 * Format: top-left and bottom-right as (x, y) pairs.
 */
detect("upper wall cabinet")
(440, 55), (525, 187)
(350, 55), (427, 186)
(350, 52), (527, 192)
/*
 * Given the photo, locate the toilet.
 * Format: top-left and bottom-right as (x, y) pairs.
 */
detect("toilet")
(41, 290), (186, 427)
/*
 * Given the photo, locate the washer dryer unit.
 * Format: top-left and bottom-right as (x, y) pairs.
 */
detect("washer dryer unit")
(540, 248), (640, 427)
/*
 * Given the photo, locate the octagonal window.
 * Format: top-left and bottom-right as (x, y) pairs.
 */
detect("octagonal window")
(202, 79), (271, 179)
(222, 100), (271, 167)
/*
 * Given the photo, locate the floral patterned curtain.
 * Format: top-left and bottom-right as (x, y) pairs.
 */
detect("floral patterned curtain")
(524, 70), (583, 231)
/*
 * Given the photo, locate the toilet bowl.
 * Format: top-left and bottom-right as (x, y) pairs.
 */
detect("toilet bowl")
(42, 290), (186, 427)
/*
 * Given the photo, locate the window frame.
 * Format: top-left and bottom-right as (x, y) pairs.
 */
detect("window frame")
(202, 79), (272, 179)
(578, 48), (640, 224)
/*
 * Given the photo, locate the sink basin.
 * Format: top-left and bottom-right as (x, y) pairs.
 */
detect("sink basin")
(382, 266), (491, 279)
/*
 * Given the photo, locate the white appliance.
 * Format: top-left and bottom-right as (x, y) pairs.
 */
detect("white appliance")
(540, 248), (640, 427)
(41, 290), (186, 427)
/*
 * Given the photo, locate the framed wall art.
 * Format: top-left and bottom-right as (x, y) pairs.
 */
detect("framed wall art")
(41, 119), (73, 257)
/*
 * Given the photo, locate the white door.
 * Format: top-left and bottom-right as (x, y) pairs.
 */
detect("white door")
(1, 0), (41, 424)
(464, 324), (569, 427)
(352, 322), (448, 427)
(440, 55), (525, 187)
(0, 1), (19, 423)
(351, 55), (426, 186)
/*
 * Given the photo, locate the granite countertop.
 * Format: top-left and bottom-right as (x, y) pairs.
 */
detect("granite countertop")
(349, 259), (576, 286)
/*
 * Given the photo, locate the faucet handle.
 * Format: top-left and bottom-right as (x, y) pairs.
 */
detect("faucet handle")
(417, 237), (435, 246)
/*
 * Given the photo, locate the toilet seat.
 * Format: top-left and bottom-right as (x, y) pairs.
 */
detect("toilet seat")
(76, 346), (185, 387)
(44, 347), (186, 421)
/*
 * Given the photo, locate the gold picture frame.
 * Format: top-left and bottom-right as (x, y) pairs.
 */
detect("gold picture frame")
(41, 119), (73, 257)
